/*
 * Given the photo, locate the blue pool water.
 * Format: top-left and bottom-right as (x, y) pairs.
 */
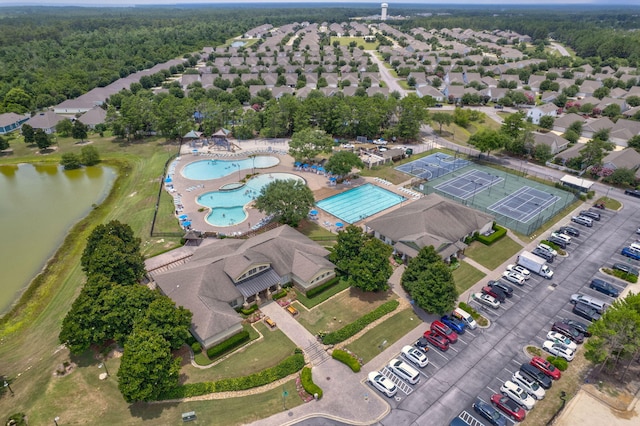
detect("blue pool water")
(197, 173), (304, 227)
(316, 184), (405, 224)
(182, 156), (279, 180)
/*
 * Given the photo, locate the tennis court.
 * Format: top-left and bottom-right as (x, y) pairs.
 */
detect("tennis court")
(434, 169), (504, 200)
(396, 153), (470, 180)
(488, 187), (560, 223)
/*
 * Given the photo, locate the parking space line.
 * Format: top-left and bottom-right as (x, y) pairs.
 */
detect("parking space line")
(380, 367), (414, 395)
(465, 330), (476, 338)
(457, 336), (468, 345)
(486, 385), (500, 395)
(448, 345), (459, 353)
(429, 349), (450, 362)
(427, 360), (440, 369)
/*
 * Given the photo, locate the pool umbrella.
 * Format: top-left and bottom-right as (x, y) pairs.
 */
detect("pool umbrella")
(179, 214), (188, 220)
(311, 164), (318, 170)
(302, 164), (309, 168)
(317, 166), (325, 172)
(310, 209), (318, 216)
(294, 161), (302, 167)
(165, 176), (172, 183)
(329, 177), (337, 181)
(335, 222), (344, 228)
(182, 221), (192, 227)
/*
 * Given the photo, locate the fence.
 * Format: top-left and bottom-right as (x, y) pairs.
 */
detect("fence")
(150, 142), (183, 238)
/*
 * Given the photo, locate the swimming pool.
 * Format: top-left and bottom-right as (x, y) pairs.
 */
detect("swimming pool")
(197, 173), (304, 227)
(182, 156), (279, 180)
(316, 183), (405, 224)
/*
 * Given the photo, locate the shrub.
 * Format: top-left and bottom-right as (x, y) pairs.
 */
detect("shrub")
(475, 223), (507, 245)
(547, 355), (568, 371)
(458, 302), (489, 326)
(236, 304), (259, 315)
(526, 345), (543, 357)
(306, 276), (341, 298)
(587, 190), (595, 199)
(602, 268), (638, 283)
(271, 289), (288, 300)
(206, 330), (250, 359)
(300, 367), (323, 399)
(331, 349), (361, 372)
(321, 300), (399, 345)
(191, 342), (202, 354)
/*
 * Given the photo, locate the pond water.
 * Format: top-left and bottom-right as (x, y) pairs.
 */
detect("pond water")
(0, 163), (116, 314)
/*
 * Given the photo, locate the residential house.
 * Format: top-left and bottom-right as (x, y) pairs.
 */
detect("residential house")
(526, 103), (558, 125)
(554, 142), (586, 163)
(0, 112), (29, 135)
(609, 119), (640, 147)
(25, 111), (65, 134)
(601, 148), (640, 173)
(416, 86), (445, 102)
(532, 131), (570, 155)
(577, 80), (602, 98)
(78, 106), (107, 129)
(553, 113), (585, 134)
(582, 117), (615, 139)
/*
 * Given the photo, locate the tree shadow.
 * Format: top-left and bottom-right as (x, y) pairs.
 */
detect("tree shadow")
(128, 400), (179, 421)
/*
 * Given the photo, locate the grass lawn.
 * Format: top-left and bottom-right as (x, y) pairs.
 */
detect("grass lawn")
(297, 220), (337, 243)
(296, 288), (397, 336)
(596, 196), (622, 210)
(465, 236), (523, 270)
(330, 36), (378, 50)
(452, 261), (486, 294)
(294, 279), (351, 309)
(193, 323), (260, 366)
(345, 309), (420, 364)
(185, 322), (296, 383)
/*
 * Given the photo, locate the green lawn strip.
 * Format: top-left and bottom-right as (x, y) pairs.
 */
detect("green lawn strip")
(296, 289), (396, 336)
(597, 196), (622, 210)
(465, 236), (523, 270)
(297, 220), (337, 242)
(452, 262), (486, 294)
(294, 279), (350, 309)
(193, 323), (260, 366)
(186, 323), (295, 382)
(345, 309), (419, 365)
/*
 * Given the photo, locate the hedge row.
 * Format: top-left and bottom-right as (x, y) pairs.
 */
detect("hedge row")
(476, 223), (507, 246)
(603, 268), (638, 283)
(306, 276), (340, 299)
(546, 356), (568, 371)
(271, 289), (288, 300)
(300, 367), (323, 399)
(321, 300), (399, 345)
(206, 330), (250, 359)
(331, 349), (361, 372)
(160, 353), (306, 399)
(236, 304), (259, 316)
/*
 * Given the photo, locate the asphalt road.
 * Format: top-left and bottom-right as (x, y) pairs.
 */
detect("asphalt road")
(366, 50), (408, 97)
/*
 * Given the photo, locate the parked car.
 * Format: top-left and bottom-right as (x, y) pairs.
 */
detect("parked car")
(571, 215), (593, 227)
(559, 226), (580, 237)
(506, 264), (531, 279)
(530, 356), (562, 380)
(401, 345), (429, 368)
(612, 263), (639, 277)
(430, 320), (458, 343)
(489, 280), (514, 298)
(482, 285), (506, 303)
(625, 189), (640, 198)
(367, 371), (397, 397)
(519, 363), (553, 389)
(589, 278), (620, 297)
(414, 337), (430, 353)
(580, 210), (600, 221)
(500, 380), (536, 410)
(440, 314), (466, 334)
(621, 246), (640, 260)
(532, 247), (555, 262)
(373, 138), (387, 145)
(573, 302), (602, 322)
(559, 318), (591, 337)
(502, 271), (526, 285)
(570, 293), (607, 313)
(548, 236), (567, 249)
(423, 330), (450, 351)
(434, 103), (444, 108)
(537, 243), (558, 257)
(388, 358), (420, 384)
(550, 232), (572, 244)
(552, 321), (585, 343)
(341, 143), (355, 149)
(543, 340), (575, 361)
(490, 394), (527, 422)
(546, 331), (578, 351)
(473, 399), (507, 426)
(512, 370), (546, 400)
(472, 292), (501, 309)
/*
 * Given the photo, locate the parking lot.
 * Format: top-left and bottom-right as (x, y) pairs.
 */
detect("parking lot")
(374, 200), (640, 426)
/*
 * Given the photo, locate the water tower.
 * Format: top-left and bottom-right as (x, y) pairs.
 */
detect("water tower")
(381, 3), (388, 21)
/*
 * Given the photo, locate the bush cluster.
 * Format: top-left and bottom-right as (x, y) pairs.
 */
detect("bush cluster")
(271, 289), (288, 300)
(160, 353), (305, 399)
(321, 300), (399, 345)
(603, 268), (638, 283)
(191, 342), (201, 354)
(306, 277), (340, 298)
(331, 349), (361, 372)
(546, 355), (568, 371)
(236, 304), (259, 316)
(300, 367), (323, 399)
(475, 223), (507, 245)
(206, 330), (250, 359)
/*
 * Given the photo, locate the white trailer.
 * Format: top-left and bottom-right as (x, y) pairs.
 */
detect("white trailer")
(517, 251), (554, 279)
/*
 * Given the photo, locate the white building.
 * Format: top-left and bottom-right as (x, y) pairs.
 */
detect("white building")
(381, 3), (388, 21)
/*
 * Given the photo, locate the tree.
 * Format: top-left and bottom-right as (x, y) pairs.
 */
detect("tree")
(395, 94), (429, 141)
(329, 225), (368, 274)
(254, 179), (315, 227)
(117, 329), (181, 403)
(602, 103), (621, 118)
(533, 144), (554, 163)
(100, 284), (161, 345)
(80, 145), (100, 166)
(34, 129), (52, 150)
(72, 120), (88, 142)
(56, 118), (74, 137)
(500, 111), (526, 140)
(401, 246), (457, 315)
(60, 152), (82, 170)
(134, 296), (192, 350)
(0, 136), (9, 151)
(21, 124), (35, 144)
(539, 115), (555, 129)
(603, 168), (636, 186)
(579, 138), (615, 171)
(468, 129), (507, 156)
(287, 128), (334, 163)
(346, 237), (392, 292)
(431, 111), (453, 134)
(627, 135), (640, 152)
(324, 151), (363, 177)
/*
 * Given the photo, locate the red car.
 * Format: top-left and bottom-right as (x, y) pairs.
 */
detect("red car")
(490, 394), (526, 422)
(530, 356), (562, 380)
(423, 330), (450, 351)
(430, 320), (458, 343)
(482, 286), (506, 303)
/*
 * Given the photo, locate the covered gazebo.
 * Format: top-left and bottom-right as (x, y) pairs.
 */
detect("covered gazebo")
(212, 128), (232, 151)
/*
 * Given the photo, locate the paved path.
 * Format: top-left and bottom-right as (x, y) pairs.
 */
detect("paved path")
(461, 257), (492, 276)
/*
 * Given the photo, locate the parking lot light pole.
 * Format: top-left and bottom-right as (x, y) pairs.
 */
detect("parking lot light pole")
(606, 186), (612, 201)
(54, 417), (60, 426)
(4, 380), (13, 396)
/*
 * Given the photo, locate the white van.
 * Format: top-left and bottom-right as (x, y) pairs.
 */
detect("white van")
(388, 358), (420, 384)
(453, 307), (477, 330)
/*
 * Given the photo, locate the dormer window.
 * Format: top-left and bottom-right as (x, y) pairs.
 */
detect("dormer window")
(236, 264), (269, 282)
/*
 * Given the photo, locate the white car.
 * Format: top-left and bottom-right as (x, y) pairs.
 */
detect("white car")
(367, 371), (397, 397)
(506, 264), (530, 279)
(546, 331), (578, 351)
(401, 345), (429, 368)
(373, 138), (387, 145)
(341, 143), (355, 149)
(543, 340), (575, 361)
(512, 371), (546, 400)
(550, 232), (571, 244)
(502, 271), (525, 286)
(472, 292), (500, 309)
(500, 380), (536, 410)
(537, 243), (558, 256)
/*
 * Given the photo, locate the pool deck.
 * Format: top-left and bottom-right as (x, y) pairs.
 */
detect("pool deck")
(167, 138), (423, 236)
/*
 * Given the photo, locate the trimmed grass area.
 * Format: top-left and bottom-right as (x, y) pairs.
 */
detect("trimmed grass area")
(330, 36), (378, 50)
(345, 308), (420, 364)
(294, 279), (350, 309)
(297, 220), (337, 244)
(193, 323), (260, 366)
(452, 261), (486, 294)
(597, 196), (622, 210)
(185, 322), (296, 383)
(296, 288), (397, 336)
(465, 236), (523, 270)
